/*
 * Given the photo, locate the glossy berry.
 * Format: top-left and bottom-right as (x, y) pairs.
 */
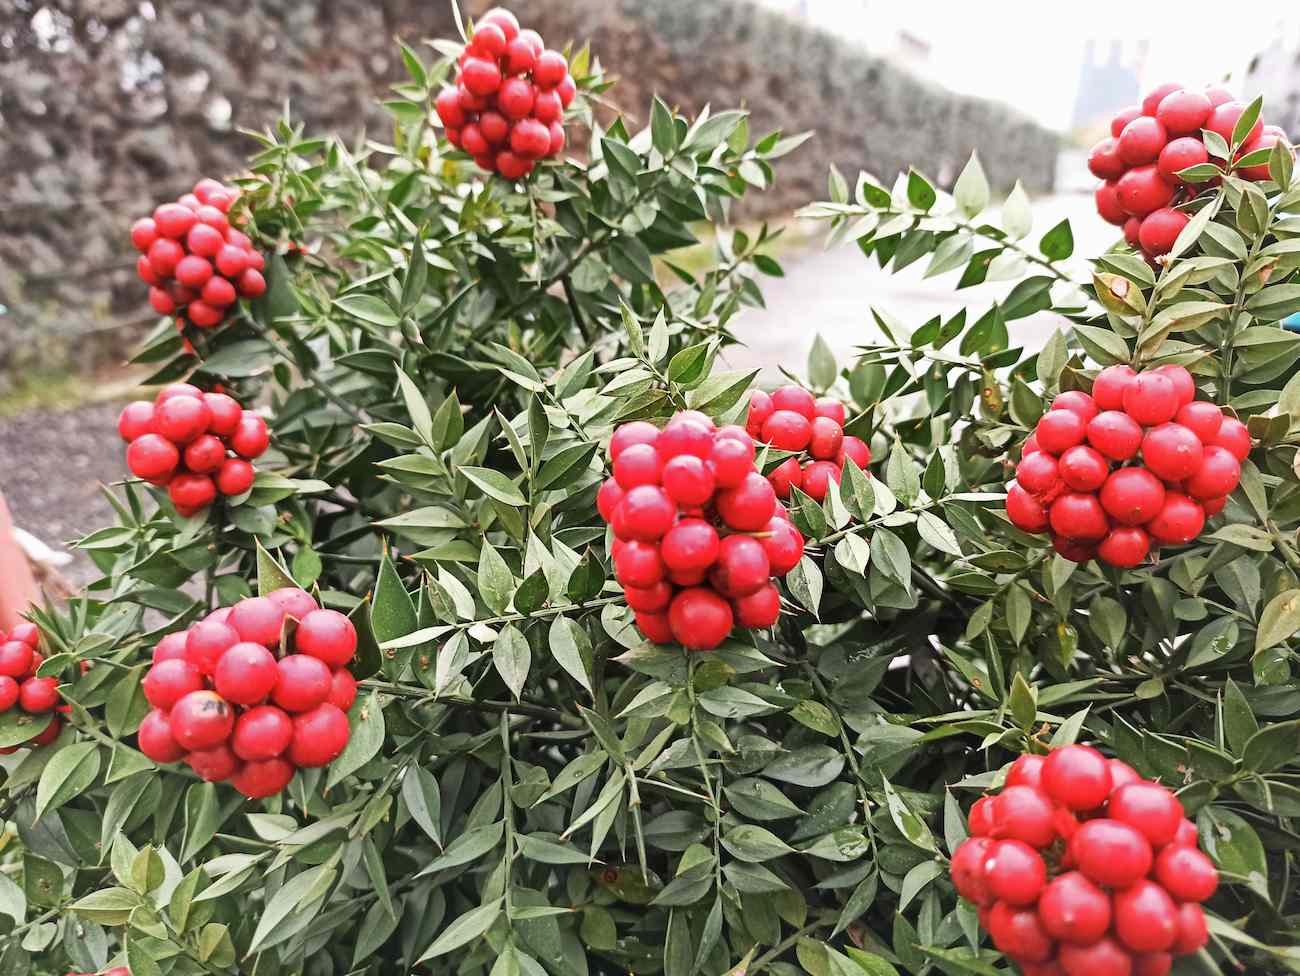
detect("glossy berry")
(1070, 818), (1153, 888)
(216, 459), (256, 496)
(710, 535), (770, 597)
(709, 435), (755, 488)
(1095, 180), (1127, 225)
(596, 478), (625, 521)
(295, 610), (357, 668)
(187, 743), (240, 782)
(1159, 136), (1211, 183)
(1087, 410), (1143, 460)
(761, 518), (805, 575)
(762, 410), (813, 451)
(231, 596), (287, 647)
(634, 611), (673, 644)
(716, 473), (777, 531)
(126, 433), (180, 482)
(1175, 400), (1223, 443)
(1052, 391), (1099, 423)
(1118, 116), (1168, 166)
(232, 757), (296, 799)
(1098, 527), (1150, 568)
(1101, 465), (1167, 526)
(1124, 372), (1180, 425)
(1153, 365), (1196, 407)
(657, 416), (714, 460)
(1049, 493), (1110, 541)
(808, 416), (844, 460)
(1146, 493), (1204, 545)
(1037, 871), (1111, 944)
(661, 454), (715, 506)
(1142, 82), (1185, 116)
(1092, 365), (1138, 410)
(1057, 445), (1109, 492)
(625, 581), (672, 613)
(659, 520), (720, 574)
(231, 704), (293, 761)
(1157, 89), (1212, 135)
(1087, 137), (1125, 180)
(1058, 936), (1138, 976)
(1042, 744), (1113, 810)
(1139, 208), (1190, 256)
(154, 395), (211, 444)
(271, 655), (333, 713)
(746, 391), (774, 433)
(1117, 164), (1175, 217)
(266, 587), (320, 621)
(1015, 452), (1060, 497)
(19, 677), (59, 713)
(213, 642), (279, 705)
(1108, 781), (1184, 846)
(987, 901), (1053, 964)
(1035, 409), (1087, 455)
(984, 839), (1047, 906)
(1206, 100), (1262, 147)
(950, 837), (996, 906)
(169, 473), (216, 513)
(1210, 418), (1251, 460)
(1184, 445), (1240, 500)
(185, 619), (239, 674)
(1171, 902), (1208, 955)
(231, 413), (270, 459)
(614, 540), (666, 587)
(767, 457), (803, 499)
(1006, 754), (1045, 790)
(992, 784), (1057, 847)
(800, 460), (841, 501)
(329, 669), (358, 711)
(1114, 880), (1178, 953)
(117, 401), (155, 442)
(288, 703), (351, 767)
(1006, 483), (1049, 534)
(1154, 845), (1218, 902)
(142, 658), (204, 711)
(667, 588), (733, 651)
(733, 584), (781, 628)
(153, 631), (189, 665)
(839, 435), (871, 470)
(138, 709), (187, 763)
(0, 677), (17, 713)
(968, 796), (996, 836)
(1142, 423), (1204, 480)
(169, 690), (235, 750)
(0, 641), (33, 679)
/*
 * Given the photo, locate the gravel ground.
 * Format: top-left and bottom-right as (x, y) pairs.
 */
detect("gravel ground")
(0, 401), (126, 589)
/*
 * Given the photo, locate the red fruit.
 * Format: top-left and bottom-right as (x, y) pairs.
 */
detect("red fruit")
(1087, 137), (1126, 180)
(1204, 87), (1235, 108)
(0, 676), (17, 712)
(118, 401), (155, 442)
(0, 641), (33, 679)
(1095, 181), (1127, 225)
(131, 217), (159, 252)
(503, 35), (537, 74)
(231, 704), (293, 761)
(1058, 936), (1137, 976)
(511, 118), (551, 160)
(1175, 400), (1223, 443)
(460, 123), (489, 157)
(295, 610), (357, 668)
(232, 757), (295, 799)
(746, 390), (775, 433)
(1053, 536), (1098, 563)
(1238, 132), (1289, 181)
(762, 410), (813, 451)
(202, 394), (243, 435)
(1112, 105), (1143, 137)
(470, 20), (507, 57)
(661, 455), (715, 506)
(610, 421), (659, 460)
(800, 460), (841, 501)
(1117, 165), (1176, 217)
(1171, 902), (1208, 955)
(182, 434), (227, 475)
(1210, 418), (1251, 460)
(611, 486), (676, 541)
(838, 435), (871, 471)
(813, 397), (846, 424)
(709, 434), (755, 487)
(1109, 782), (1184, 846)
(992, 785), (1057, 847)
(169, 690), (235, 750)
(236, 268), (267, 298)
(497, 77), (535, 120)
(174, 255), (213, 290)
(761, 518), (805, 575)
(1147, 493), (1204, 545)
(771, 386), (816, 418)
(950, 836), (996, 906)
(1087, 410), (1143, 461)
(1007, 483), (1049, 534)
(625, 582), (672, 613)
(185, 619), (239, 674)
(1071, 818), (1153, 888)
(138, 708), (187, 763)
(19, 676), (59, 713)
(613, 443), (663, 490)
(657, 416), (714, 460)
(1043, 745), (1113, 810)
(1016, 452), (1060, 498)
(480, 8), (520, 41)
(1109, 758), (1142, 789)
(198, 275), (236, 308)
(272, 655), (333, 713)
(1158, 136), (1211, 183)
(10, 622), (37, 647)
(658, 520), (720, 575)
(969, 796), (995, 836)
(216, 458), (256, 496)
(985, 839), (1048, 905)
(614, 539), (666, 587)
(150, 286), (178, 315)
(137, 254), (162, 286)
(634, 611), (673, 644)
(716, 472), (777, 531)
(153, 631), (189, 664)
(147, 237), (185, 278)
(328, 669), (358, 712)
(596, 478), (625, 522)
(529, 88), (562, 125)
(1206, 101), (1262, 148)
(1185, 445), (1240, 500)
(534, 50), (568, 88)
(1052, 391), (1099, 423)
(1142, 423), (1204, 481)
(767, 457), (804, 499)
(142, 658), (204, 710)
(461, 56), (502, 96)
(733, 584), (781, 628)
(155, 395), (211, 445)
(230, 596), (287, 648)
(1134, 953), (1172, 976)
(287, 703), (350, 767)
(1007, 754), (1046, 790)
(1035, 410), (1087, 455)
(214, 243), (250, 278)
(711, 535), (771, 597)
(126, 433), (179, 482)
(1093, 365), (1138, 411)
(1139, 209), (1190, 256)
(667, 588), (734, 651)
(1118, 116), (1168, 166)
(808, 416), (844, 460)
(194, 204), (229, 235)
(1142, 83), (1185, 117)
(1153, 365), (1195, 407)
(213, 641), (279, 705)
(478, 110), (509, 145)
(1157, 89), (1212, 136)
(1154, 845), (1218, 902)
(1115, 880), (1179, 953)
(1123, 372), (1179, 426)
(546, 122), (566, 156)
(154, 202), (197, 239)
(1099, 527), (1151, 568)
(1058, 445), (1110, 492)
(187, 743), (240, 782)
(1050, 493), (1110, 541)
(1124, 217), (1142, 247)
(987, 901), (1054, 964)
(231, 413), (270, 458)
(1038, 870), (1112, 944)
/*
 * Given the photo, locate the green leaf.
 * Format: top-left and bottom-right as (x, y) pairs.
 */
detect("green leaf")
(1241, 720), (1300, 773)
(1039, 219), (1074, 261)
(181, 782), (220, 863)
(477, 543), (515, 615)
(248, 863), (336, 953)
(334, 293), (399, 328)
(1001, 181), (1032, 240)
(953, 153), (990, 219)
(255, 539), (297, 597)
(70, 887), (141, 925)
(548, 616), (594, 697)
(326, 690), (385, 788)
(651, 96), (678, 155)
(721, 824), (795, 863)
(1254, 588), (1300, 655)
(493, 624), (531, 701)
(35, 741), (100, 821)
(401, 765), (442, 846)
(460, 466), (528, 506)
(418, 900), (502, 961)
(808, 334), (838, 391)
(906, 169), (936, 211)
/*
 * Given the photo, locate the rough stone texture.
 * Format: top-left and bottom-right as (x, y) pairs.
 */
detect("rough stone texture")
(0, 0), (1057, 385)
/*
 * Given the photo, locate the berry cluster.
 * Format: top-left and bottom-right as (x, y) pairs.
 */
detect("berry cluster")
(951, 745), (1218, 976)
(0, 622), (62, 750)
(1006, 365), (1248, 567)
(137, 590), (359, 799)
(119, 382), (269, 516)
(130, 178), (266, 331)
(745, 385), (871, 502)
(597, 411), (807, 651)
(434, 7), (574, 179)
(1089, 83), (1293, 262)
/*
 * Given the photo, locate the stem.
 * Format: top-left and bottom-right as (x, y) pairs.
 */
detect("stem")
(358, 679), (584, 728)
(241, 315), (367, 424)
(1218, 231), (1267, 404)
(561, 274), (592, 345)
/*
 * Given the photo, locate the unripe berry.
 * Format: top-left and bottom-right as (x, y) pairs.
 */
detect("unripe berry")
(169, 690), (235, 750)
(667, 588), (733, 651)
(288, 703), (351, 767)
(231, 704), (293, 761)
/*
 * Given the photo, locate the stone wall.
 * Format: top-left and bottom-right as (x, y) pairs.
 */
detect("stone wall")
(0, 1), (1057, 385)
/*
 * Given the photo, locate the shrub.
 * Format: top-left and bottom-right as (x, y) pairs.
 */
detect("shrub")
(2, 17), (1300, 976)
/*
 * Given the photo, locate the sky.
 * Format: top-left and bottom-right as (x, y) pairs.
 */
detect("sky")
(754, 0), (1300, 131)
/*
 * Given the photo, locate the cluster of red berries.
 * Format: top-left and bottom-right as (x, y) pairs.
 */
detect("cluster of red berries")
(1006, 365), (1248, 567)
(745, 386), (871, 502)
(951, 744), (1219, 976)
(597, 411), (807, 651)
(130, 178), (266, 331)
(136, 589), (359, 799)
(1089, 83), (1293, 262)
(66, 969), (128, 976)
(0, 622), (63, 751)
(119, 382), (269, 516)
(435, 7), (575, 179)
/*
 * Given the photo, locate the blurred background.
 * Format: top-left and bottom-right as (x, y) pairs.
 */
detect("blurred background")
(2, 0), (1299, 584)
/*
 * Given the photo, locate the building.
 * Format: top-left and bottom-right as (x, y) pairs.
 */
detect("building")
(1071, 39), (1145, 133)
(1242, 24), (1300, 138)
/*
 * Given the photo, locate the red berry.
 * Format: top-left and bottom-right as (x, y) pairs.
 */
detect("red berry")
(613, 443), (663, 490)
(1087, 137), (1126, 180)
(461, 123), (489, 156)
(661, 454), (715, 506)
(1038, 870), (1112, 944)
(182, 434), (227, 475)
(1016, 452), (1061, 498)
(1142, 83), (1185, 116)
(611, 486), (676, 541)
(534, 50), (568, 88)
(709, 434), (755, 488)
(118, 401), (155, 443)
(1118, 116), (1168, 166)
(19, 676), (59, 713)
(187, 743), (240, 782)
(596, 478), (626, 522)
(1139, 209), (1190, 257)
(658, 416), (714, 460)
(1087, 410), (1143, 461)
(1134, 953), (1172, 976)
(1057, 445), (1110, 492)
(137, 254), (162, 286)
(154, 202), (197, 239)
(213, 641), (279, 706)
(761, 518), (804, 575)
(667, 588), (733, 651)
(1093, 365), (1137, 411)
(1115, 879), (1178, 953)
(771, 386), (816, 418)
(1112, 105), (1144, 137)
(216, 458), (256, 496)
(1157, 89), (1212, 136)
(231, 596), (287, 647)
(1050, 493), (1110, 541)
(1146, 493), (1204, 545)
(1109, 758), (1143, 790)
(0, 641), (34, 679)
(716, 472), (777, 531)
(1184, 445), (1240, 500)
(1053, 536), (1099, 563)
(153, 631), (189, 664)
(813, 397), (846, 424)
(1035, 410), (1087, 455)
(9, 622), (37, 648)
(1152, 365), (1195, 407)
(1123, 372), (1179, 426)
(461, 57), (502, 96)
(733, 583), (780, 628)
(174, 255), (214, 289)
(215, 243), (250, 278)
(470, 20), (507, 57)
(1158, 137), (1211, 184)
(1142, 423), (1204, 480)
(762, 411), (813, 451)
(0, 676), (17, 713)
(838, 435), (871, 470)
(504, 35), (537, 74)
(808, 416), (844, 460)
(1124, 217), (1142, 247)
(1052, 390), (1099, 423)
(328, 669), (358, 711)
(992, 784), (1057, 847)
(231, 757), (295, 799)
(231, 704), (293, 761)
(634, 611), (673, 644)
(185, 618), (239, 675)
(614, 539), (666, 587)
(1154, 845), (1218, 902)
(288, 703), (350, 767)
(1095, 181), (1127, 225)
(231, 412), (270, 458)
(267, 588), (321, 624)
(142, 658), (204, 710)
(1058, 936), (1137, 976)
(1006, 755), (1046, 790)
(480, 8), (520, 41)
(710, 535), (770, 597)
(1117, 165), (1176, 217)
(950, 836), (996, 906)
(272, 654), (333, 713)
(1071, 818), (1153, 888)
(625, 582), (672, 613)
(200, 275), (236, 308)
(969, 796), (996, 836)
(610, 421), (659, 460)
(985, 839), (1047, 905)
(1098, 527), (1151, 567)
(478, 110), (509, 145)
(498, 76), (535, 119)
(147, 237), (185, 277)
(169, 690), (234, 750)
(1174, 400), (1223, 443)
(1206, 101), (1262, 148)
(747, 390), (775, 433)
(555, 75), (577, 107)
(138, 708), (187, 763)
(1238, 132), (1289, 181)
(1210, 417), (1250, 460)
(767, 457), (803, 499)
(1043, 745), (1113, 809)
(237, 269), (267, 298)
(1006, 483), (1049, 534)
(155, 395), (211, 444)
(1109, 781), (1184, 847)
(987, 901), (1053, 964)
(659, 519), (720, 575)
(510, 118), (551, 159)
(800, 460), (841, 501)
(131, 217), (159, 252)
(295, 609), (357, 668)
(1170, 902), (1208, 955)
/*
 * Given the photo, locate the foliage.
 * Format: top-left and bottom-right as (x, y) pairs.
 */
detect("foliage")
(3, 21), (1300, 976)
